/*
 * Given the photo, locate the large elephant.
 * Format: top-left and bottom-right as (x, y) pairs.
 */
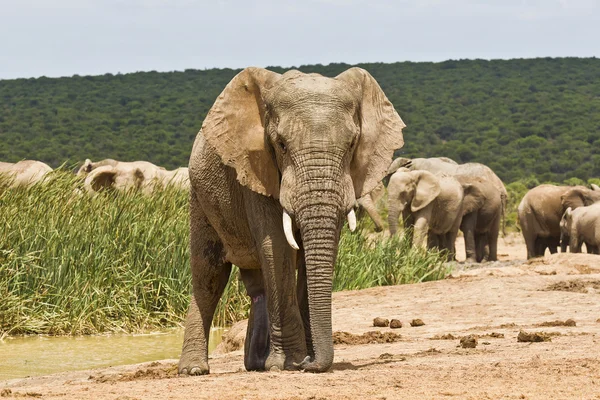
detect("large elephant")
(456, 176), (503, 262)
(560, 204), (600, 253)
(179, 67), (405, 375)
(387, 168), (463, 259)
(356, 181), (386, 232)
(518, 184), (600, 258)
(391, 157), (506, 262)
(0, 160), (53, 188)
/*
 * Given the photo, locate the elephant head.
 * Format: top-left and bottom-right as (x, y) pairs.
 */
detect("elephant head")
(77, 158), (119, 176)
(200, 67), (405, 371)
(84, 165), (145, 193)
(561, 186), (600, 210)
(387, 169), (441, 235)
(560, 207), (573, 250)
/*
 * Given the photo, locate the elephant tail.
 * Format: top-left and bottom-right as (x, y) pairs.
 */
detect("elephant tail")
(501, 192), (507, 238)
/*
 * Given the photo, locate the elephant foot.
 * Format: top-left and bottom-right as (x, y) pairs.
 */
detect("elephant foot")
(264, 351), (286, 372)
(293, 356), (331, 373)
(178, 354), (209, 376)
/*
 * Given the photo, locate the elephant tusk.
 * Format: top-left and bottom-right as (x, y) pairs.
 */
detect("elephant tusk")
(347, 209), (357, 232)
(283, 211), (300, 250)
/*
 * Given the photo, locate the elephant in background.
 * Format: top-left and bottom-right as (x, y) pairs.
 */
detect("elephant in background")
(160, 167), (190, 190)
(180, 67), (405, 375)
(80, 159), (189, 193)
(356, 181), (386, 232)
(456, 176), (503, 262)
(560, 204), (600, 254)
(387, 168), (463, 260)
(83, 162), (165, 194)
(391, 157), (506, 262)
(0, 160), (53, 189)
(518, 184), (600, 258)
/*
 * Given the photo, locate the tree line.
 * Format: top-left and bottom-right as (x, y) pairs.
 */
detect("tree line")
(1, 57), (599, 184)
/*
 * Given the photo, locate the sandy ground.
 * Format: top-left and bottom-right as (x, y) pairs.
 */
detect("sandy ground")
(3, 235), (600, 400)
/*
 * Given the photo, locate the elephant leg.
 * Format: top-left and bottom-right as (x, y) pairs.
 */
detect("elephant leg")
(589, 244), (599, 254)
(475, 233), (487, 263)
(412, 209), (432, 249)
(548, 236), (560, 254)
(179, 199), (232, 376)
(461, 213), (477, 263)
(295, 247), (314, 359)
(240, 269), (270, 371)
(245, 196), (306, 371)
(534, 237), (547, 257)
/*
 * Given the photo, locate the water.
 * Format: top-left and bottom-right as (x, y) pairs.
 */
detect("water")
(0, 328), (225, 381)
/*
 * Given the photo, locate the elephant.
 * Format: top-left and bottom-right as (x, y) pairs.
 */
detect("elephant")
(518, 184), (600, 258)
(159, 167), (190, 190)
(560, 204), (600, 254)
(391, 157), (507, 262)
(179, 67), (405, 375)
(356, 181), (386, 232)
(83, 163), (165, 194)
(0, 160), (53, 189)
(80, 159), (189, 193)
(387, 168), (464, 260)
(456, 175), (503, 262)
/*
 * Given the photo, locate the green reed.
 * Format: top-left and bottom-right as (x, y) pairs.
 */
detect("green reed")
(0, 171), (449, 336)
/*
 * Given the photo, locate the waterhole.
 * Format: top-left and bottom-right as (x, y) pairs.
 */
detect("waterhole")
(0, 327), (225, 381)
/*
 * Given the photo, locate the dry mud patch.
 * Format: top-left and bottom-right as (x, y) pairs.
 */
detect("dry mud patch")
(3, 240), (600, 399)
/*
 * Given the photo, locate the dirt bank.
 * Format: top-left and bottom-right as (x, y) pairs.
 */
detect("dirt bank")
(2, 239), (600, 399)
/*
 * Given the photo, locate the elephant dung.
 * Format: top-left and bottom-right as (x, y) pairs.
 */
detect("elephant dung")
(459, 335), (478, 349)
(389, 319), (403, 329)
(517, 330), (552, 343)
(410, 319), (425, 327)
(373, 317), (390, 327)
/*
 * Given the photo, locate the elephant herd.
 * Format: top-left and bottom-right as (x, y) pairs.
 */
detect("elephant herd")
(518, 183), (600, 258)
(0, 158), (190, 193)
(360, 156), (506, 263)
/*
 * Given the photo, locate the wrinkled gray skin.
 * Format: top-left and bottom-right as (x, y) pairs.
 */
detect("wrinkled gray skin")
(387, 169), (464, 260)
(180, 67), (405, 375)
(0, 160), (53, 188)
(456, 175), (502, 262)
(518, 185), (600, 258)
(357, 181), (386, 232)
(391, 157), (506, 262)
(560, 204), (600, 254)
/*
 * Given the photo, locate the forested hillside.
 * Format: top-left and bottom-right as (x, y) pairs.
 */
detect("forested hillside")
(1, 57), (599, 183)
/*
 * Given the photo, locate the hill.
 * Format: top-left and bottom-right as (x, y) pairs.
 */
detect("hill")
(1, 57), (599, 183)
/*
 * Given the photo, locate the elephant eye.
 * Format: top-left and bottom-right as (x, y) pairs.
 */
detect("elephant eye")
(278, 140), (287, 153)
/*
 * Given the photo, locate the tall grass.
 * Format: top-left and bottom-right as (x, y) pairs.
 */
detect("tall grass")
(1, 171), (449, 336)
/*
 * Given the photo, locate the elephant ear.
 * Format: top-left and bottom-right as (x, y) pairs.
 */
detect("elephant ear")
(88, 167), (116, 192)
(133, 168), (145, 188)
(201, 67), (281, 197)
(336, 67), (406, 199)
(459, 178), (486, 215)
(561, 187), (600, 210)
(411, 171), (441, 212)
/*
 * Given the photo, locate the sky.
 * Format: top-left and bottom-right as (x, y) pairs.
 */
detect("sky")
(0, 0), (598, 80)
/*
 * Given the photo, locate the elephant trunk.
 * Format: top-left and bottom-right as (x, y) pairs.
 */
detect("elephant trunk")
(388, 202), (402, 235)
(358, 194), (384, 232)
(296, 202), (340, 372)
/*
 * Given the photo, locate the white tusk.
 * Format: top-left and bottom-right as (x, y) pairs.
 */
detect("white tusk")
(283, 211), (300, 250)
(347, 209), (357, 232)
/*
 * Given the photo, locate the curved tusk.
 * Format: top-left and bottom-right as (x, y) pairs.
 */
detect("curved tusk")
(283, 211), (300, 250)
(347, 209), (357, 232)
